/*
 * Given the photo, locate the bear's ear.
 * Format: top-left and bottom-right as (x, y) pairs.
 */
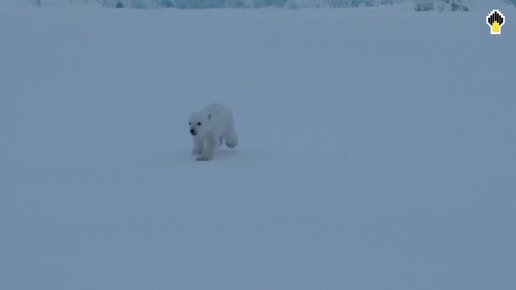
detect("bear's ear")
(208, 114), (212, 120)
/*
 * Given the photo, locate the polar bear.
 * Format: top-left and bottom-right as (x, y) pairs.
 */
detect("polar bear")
(188, 103), (238, 161)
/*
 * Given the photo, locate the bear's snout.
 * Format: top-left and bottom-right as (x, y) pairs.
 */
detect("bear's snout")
(190, 129), (197, 136)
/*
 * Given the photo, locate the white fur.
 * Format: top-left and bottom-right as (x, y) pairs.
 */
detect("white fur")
(188, 103), (238, 161)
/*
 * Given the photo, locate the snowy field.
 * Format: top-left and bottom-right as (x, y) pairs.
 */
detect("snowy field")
(1, 2), (515, 290)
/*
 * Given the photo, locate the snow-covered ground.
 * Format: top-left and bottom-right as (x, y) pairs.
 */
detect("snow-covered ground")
(2, 0), (516, 9)
(1, 3), (515, 290)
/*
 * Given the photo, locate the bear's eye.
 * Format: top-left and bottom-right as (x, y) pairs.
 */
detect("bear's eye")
(197, 122), (202, 126)
(189, 122), (191, 125)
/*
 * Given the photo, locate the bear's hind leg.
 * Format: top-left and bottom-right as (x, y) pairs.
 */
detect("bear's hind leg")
(224, 126), (238, 149)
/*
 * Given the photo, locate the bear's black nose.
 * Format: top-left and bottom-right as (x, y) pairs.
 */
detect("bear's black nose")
(190, 129), (197, 136)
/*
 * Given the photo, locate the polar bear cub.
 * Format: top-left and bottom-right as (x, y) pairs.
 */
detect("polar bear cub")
(188, 103), (238, 161)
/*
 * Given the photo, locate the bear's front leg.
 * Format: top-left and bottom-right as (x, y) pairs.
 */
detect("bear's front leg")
(196, 135), (216, 161)
(191, 138), (203, 155)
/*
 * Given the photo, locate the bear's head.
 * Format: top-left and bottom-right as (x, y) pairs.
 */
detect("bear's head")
(188, 112), (212, 138)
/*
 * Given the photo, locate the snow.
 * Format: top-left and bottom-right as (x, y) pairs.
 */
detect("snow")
(1, 3), (515, 290)
(3, 0), (516, 9)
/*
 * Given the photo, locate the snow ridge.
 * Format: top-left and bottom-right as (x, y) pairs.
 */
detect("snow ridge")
(6, 0), (515, 10)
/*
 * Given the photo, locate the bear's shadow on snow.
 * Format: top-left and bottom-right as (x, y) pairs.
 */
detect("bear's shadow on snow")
(173, 149), (239, 163)
(212, 149), (239, 161)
